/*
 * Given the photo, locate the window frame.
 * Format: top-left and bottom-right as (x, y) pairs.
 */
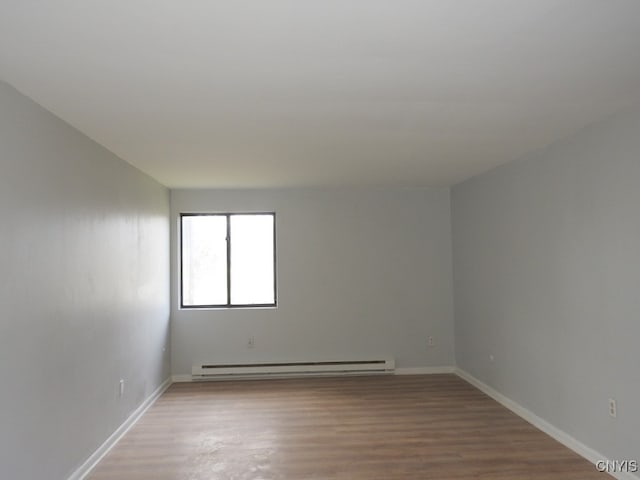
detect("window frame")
(179, 212), (277, 309)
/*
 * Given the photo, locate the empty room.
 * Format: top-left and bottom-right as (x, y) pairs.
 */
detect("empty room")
(0, 1), (638, 479)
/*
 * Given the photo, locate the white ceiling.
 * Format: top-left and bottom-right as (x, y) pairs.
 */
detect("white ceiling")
(1, 1), (639, 189)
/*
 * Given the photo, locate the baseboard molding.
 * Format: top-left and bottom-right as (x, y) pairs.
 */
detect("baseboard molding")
(395, 366), (456, 375)
(68, 376), (172, 480)
(455, 368), (639, 480)
(174, 372), (395, 382)
(174, 367), (456, 382)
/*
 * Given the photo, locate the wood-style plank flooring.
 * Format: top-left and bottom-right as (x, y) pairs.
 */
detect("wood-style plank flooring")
(89, 375), (609, 479)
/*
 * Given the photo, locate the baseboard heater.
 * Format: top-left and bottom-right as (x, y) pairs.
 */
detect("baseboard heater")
(192, 358), (395, 380)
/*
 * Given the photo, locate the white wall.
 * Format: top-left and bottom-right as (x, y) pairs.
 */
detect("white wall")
(171, 187), (454, 374)
(0, 81), (170, 480)
(452, 109), (640, 465)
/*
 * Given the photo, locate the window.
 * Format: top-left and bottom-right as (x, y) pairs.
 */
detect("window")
(180, 213), (276, 308)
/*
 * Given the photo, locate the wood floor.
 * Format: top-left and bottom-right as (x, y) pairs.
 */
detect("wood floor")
(89, 374), (608, 479)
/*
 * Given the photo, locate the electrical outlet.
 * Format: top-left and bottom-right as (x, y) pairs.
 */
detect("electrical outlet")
(247, 336), (255, 349)
(119, 379), (125, 398)
(608, 398), (617, 418)
(427, 336), (435, 347)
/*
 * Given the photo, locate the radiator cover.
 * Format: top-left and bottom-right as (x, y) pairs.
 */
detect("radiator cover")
(192, 358), (395, 379)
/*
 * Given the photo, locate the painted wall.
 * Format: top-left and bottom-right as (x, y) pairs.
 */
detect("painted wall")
(171, 187), (454, 374)
(452, 109), (640, 464)
(0, 81), (170, 480)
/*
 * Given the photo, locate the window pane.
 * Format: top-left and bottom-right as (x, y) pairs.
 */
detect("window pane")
(230, 215), (275, 305)
(182, 216), (227, 306)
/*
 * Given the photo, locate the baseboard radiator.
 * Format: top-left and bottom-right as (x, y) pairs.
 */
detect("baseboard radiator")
(192, 357), (395, 380)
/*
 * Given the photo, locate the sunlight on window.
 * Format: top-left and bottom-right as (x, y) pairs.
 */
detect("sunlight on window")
(181, 213), (276, 307)
(182, 215), (227, 306)
(230, 215), (275, 305)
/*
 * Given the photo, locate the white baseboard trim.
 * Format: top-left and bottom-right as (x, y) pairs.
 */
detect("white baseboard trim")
(395, 366), (456, 375)
(455, 368), (639, 480)
(68, 376), (172, 480)
(174, 367), (456, 382)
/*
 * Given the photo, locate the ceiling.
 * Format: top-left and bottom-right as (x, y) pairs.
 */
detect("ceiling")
(1, 1), (639, 189)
